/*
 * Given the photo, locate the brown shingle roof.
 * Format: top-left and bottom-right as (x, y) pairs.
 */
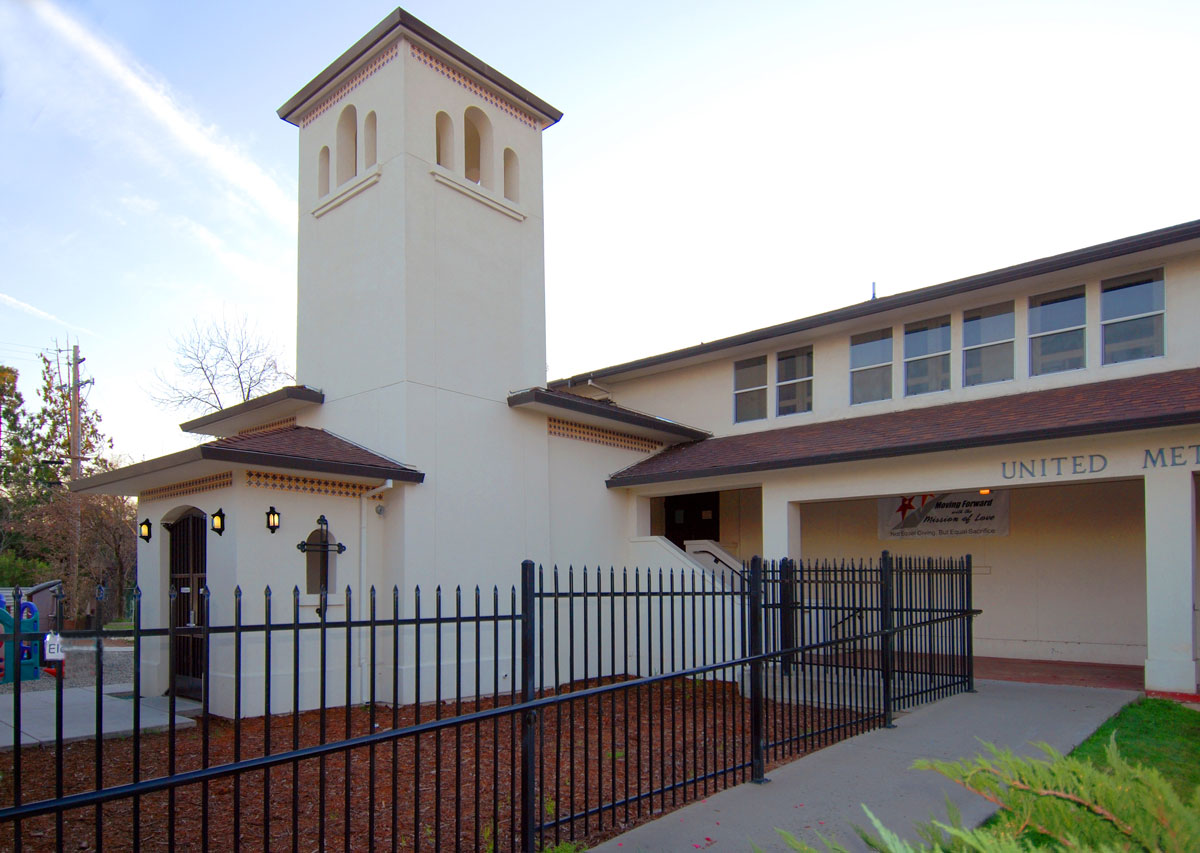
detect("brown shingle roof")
(204, 427), (418, 478)
(71, 426), (423, 495)
(606, 367), (1200, 487)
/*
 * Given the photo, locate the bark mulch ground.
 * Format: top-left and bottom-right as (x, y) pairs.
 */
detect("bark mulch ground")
(0, 677), (878, 852)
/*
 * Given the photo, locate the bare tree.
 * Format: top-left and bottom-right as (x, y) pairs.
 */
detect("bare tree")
(153, 317), (293, 413)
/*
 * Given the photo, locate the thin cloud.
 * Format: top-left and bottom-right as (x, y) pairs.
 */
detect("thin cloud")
(0, 292), (97, 336)
(30, 0), (294, 230)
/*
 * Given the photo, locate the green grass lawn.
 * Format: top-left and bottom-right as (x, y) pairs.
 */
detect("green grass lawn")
(1068, 697), (1200, 797)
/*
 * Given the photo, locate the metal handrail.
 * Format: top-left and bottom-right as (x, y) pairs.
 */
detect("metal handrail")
(692, 548), (746, 580)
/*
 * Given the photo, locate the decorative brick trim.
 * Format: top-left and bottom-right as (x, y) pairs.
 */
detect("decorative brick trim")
(140, 471), (233, 502)
(410, 44), (542, 128)
(299, 43), (400, 128)
(547, 417), (661, 454)
(246, 470), (384, 500)
(237, 417), (297, 436)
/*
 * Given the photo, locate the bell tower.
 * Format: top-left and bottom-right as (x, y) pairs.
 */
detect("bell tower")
(277, 9), (562, 579)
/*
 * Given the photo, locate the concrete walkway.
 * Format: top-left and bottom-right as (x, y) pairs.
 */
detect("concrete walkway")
(0, 682), (198, 750)
(591, 680), (1137, 852)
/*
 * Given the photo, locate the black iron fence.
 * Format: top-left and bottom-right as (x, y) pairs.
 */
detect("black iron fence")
(0, 553), (976, 851)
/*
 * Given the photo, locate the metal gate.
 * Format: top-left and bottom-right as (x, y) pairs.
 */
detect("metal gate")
(167, 510), (207, 699)
(0, 555), (976, 852)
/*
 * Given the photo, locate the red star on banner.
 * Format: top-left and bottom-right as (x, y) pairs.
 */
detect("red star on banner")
(919, 494), (935, 506)
(895, 496), (916, 521)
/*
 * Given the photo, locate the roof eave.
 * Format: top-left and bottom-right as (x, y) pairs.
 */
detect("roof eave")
(70, 447), (207, 495)
(278, 7), (562, 127)
(200, 446), (424, 483)
(70, 440), (426, 497)
(605, 410), (1200, 488)
(180, 385), (325, 436)
(507, 387), (710, 443)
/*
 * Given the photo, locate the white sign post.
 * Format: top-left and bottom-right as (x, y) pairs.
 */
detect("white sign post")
(43, 631), (66, 662)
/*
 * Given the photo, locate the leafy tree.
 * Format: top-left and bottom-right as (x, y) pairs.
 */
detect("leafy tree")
(0, 362), (60, 559)
(1, 350), (132, 621)
(153, 316), (292, 413)
(80, 459), (137, 620)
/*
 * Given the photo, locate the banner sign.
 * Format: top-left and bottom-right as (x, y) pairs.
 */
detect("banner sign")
(877, 491), (1009, 540)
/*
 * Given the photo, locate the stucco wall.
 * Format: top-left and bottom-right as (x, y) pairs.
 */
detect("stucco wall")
(547, 431), (641, 568)
(796, 479), (1147, 664)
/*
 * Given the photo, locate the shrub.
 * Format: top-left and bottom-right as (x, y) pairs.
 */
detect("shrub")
(769, 738), (1200, 852)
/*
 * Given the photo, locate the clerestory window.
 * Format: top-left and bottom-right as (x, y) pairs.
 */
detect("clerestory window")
(1101, 269), (1164, 364)
(850, 329), (892, 404)
(903, 316), (950, 396)
(1029, 286), (1085, 375)
(733, 356), (767, 422)
(776, 346), (813, 416)
(963, 302), (1014, 386)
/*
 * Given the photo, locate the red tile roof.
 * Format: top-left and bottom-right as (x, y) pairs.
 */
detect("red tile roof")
(606, 367), (1200, 487)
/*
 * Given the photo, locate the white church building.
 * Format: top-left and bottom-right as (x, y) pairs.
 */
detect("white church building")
(76, 8), (1200, 702)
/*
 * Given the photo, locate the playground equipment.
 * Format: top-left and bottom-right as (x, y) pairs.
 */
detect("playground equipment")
(0, 590), (43, 684)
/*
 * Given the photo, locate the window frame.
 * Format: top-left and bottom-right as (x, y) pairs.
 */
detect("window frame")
(776, 346), (813, 416)
(1100, 268), (1164, 365)
(903, 316), (951, 397)
(1028, 286), (1086, 376)
(849, 328), (893, 405)
(962, 301), (1015, 387)
(733, 355), (768, 423)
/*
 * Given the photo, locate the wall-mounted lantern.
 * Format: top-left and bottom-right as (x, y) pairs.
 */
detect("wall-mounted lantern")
(211, 508), (226, 536)
(266, 506), (281, 534)
(138, 519), (152, 542)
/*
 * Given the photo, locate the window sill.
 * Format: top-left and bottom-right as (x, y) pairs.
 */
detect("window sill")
(313, 166), (382, 219)
(430, 168), (525, 221)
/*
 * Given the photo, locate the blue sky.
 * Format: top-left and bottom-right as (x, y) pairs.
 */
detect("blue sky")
(3, 0), (1200, 461)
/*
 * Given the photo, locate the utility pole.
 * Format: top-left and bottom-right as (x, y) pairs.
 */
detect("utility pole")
(68, 345), (84, 624)
(70, 344), (82, 480)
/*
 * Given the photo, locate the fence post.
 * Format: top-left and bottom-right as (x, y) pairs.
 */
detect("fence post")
(749, 556), (768, 783)
(965, 554), (976, 693)
(520, 559), (537, 852)
(879, 551), (895, 728)
(780, 558), (796, 675)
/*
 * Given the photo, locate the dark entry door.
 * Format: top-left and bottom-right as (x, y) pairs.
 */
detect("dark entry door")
(168, 511), (207, 699)
(664, 492), (720, 550)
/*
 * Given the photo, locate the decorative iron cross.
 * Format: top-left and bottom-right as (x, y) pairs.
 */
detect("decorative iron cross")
(296, 515), (347, 554)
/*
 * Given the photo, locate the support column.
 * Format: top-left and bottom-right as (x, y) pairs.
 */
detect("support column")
(760, 483), (789, 560)
(1143, 470), (1198, 693)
